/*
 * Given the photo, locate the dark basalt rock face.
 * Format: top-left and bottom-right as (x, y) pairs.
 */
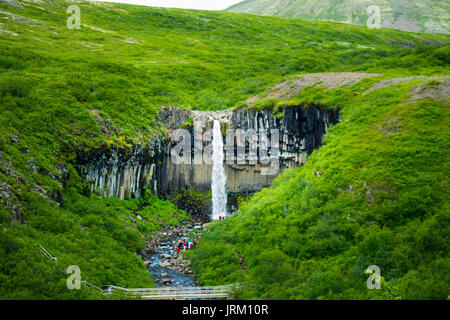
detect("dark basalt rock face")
(76, 139), (164, 200)
(76, 105), (339, 200)
(231, 105), (340, 166)
(154, 105), (339, 198)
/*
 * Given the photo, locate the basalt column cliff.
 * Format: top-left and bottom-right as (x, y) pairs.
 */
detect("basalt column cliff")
(78, 105), (339, 200)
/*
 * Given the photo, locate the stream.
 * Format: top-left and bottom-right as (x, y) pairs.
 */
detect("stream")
(144, 223), (205, 288)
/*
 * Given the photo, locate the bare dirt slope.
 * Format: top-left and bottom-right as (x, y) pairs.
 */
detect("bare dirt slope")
(247, 72), (450, 105)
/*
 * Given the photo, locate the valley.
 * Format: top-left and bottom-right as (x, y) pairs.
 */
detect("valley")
(0, 0), (448, 300)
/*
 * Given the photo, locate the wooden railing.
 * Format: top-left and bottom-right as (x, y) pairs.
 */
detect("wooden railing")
(35, 242), (240, 300)
(38, 244), (57, 264)
(102, 283), (242, 300)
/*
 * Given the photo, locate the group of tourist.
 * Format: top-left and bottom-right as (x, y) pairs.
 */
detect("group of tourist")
(218, 210), (239, 221)
(171, 239), (197, 257)
(168, 210), (241, 258)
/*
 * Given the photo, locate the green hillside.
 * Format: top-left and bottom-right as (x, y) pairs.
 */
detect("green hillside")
(188, 77), (450, 299)
(227, 0), (450, 34)
(0, 0), (449, 299)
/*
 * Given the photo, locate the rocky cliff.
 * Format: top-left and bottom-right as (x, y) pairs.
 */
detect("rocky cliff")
(157, 105), (339, 195)
(76, 140), (163, 200)
(77, 105), (339, 201)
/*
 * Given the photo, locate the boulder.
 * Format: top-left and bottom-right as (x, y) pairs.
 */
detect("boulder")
(159, 261), (171, 268)
(10, 134), (19, 143)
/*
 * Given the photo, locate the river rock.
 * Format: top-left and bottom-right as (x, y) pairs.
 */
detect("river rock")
(159, 261), (171, 268)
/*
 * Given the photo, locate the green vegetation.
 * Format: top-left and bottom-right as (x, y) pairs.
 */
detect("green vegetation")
(190, 79), (450, 299)
(171, 188), (211, 220)
(0, 187), (188, 299)
(0, 0), (448, 300)
(227, 0), (450, 34)
(185, 242), (245, 286)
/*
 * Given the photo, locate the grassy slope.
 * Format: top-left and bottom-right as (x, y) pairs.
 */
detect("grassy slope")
(190, 78), (450, 299)
(0, 0), (448, 299)
(1, 192), (188, 299)
(226, 0), (450, 34)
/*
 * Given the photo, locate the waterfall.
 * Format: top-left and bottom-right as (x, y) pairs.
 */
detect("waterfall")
(211, 120), (227, 220)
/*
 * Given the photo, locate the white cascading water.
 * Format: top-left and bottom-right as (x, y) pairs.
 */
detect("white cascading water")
(211, 120), (227, 220)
